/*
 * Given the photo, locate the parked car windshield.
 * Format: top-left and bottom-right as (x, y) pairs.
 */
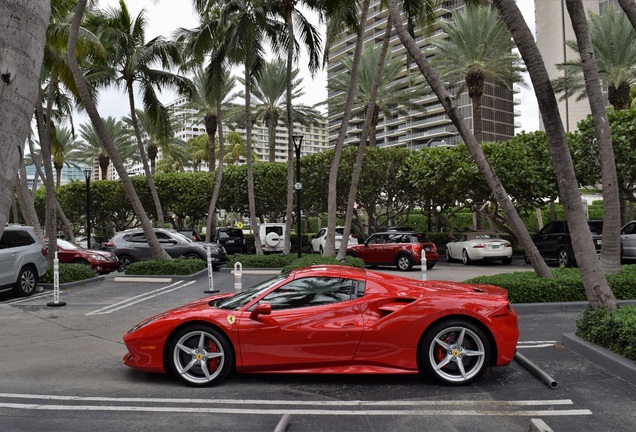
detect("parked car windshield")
(170, 231), (193, 242)
(58, 238), (80, 249)
(211, 273), (288, 310)
(588, 221), (603, 235)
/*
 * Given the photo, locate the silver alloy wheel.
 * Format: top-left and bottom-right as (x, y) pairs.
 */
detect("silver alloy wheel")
(397, 255), (412, 271)
(427, 325), (486, 384)
(172, 329), (225, 385)
(462, 249), (470, 265)
(18, 267), (37, 295)
(118, 256), (132, 272)
(558, 249), (570, 267)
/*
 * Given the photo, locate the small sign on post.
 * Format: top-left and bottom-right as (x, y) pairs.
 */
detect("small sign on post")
(47, 251), (66, 307)
(234, 261), (242, 291)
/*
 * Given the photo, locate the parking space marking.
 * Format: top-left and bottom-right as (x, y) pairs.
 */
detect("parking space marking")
(517, 341), (558, 349)
(1, 292), (53, 305)
(85, 280), (195, 315)
(0, 393), (593, 416)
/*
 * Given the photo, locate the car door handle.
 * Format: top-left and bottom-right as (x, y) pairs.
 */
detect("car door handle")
(340, 322), (356, 328)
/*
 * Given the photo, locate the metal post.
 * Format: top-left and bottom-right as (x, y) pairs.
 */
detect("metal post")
(47, 251), (66, 307)
(421, 249), (427, 281)
(293, 135), (303, 258)
(204, 246), (218, 294)
(83, 168), (91, 249)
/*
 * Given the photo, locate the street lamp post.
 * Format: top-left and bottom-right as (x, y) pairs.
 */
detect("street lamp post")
(83, 168), (91, 249)
(293, 135), (303, 258)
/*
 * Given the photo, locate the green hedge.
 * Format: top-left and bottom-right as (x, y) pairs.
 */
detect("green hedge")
(41, 263), (98, 284)
(281, 255), (366, 273)
(576, 306), (636, 362)
(463, 265), (636, 304)
(125, 258), (206, 275)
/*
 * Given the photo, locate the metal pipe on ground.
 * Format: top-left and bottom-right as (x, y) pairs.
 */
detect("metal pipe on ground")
(514, 351), (558, 389)
(273, 414), (291, 432)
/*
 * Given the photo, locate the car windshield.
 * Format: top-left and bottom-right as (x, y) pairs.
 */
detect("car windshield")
(211, 273), (288, 310)
(171, 231), (192, 242)
(57, 238), (79, 249)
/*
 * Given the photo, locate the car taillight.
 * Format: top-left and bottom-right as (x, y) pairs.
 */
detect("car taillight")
(105, 240), (115, 248)
(413, 243), (422, 254)
(41, 247), (47, 257)
(473, 244), (486, 248)
(504, 242), (511, 247)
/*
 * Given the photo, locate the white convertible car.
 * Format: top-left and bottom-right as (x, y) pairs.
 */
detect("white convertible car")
(311, 227), (358, 255)
(445, 232), (513, 265)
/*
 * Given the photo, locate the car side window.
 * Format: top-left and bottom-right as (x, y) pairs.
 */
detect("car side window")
(458, 235), (467, 242)
(2, 230), (35, 248)
(130, 233), (147, 243)
(317, 229), (326, 238)
(539, 222), (554, 235)
(156, 232), (173, 242)
(623, 223), (636, 235)
(261, 277), (357, 310)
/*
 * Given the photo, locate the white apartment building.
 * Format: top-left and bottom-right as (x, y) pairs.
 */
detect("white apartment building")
(326, 0), (520, 149)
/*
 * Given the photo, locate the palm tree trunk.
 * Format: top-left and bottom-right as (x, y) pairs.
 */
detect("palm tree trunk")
(244, 61), (262, 254)
(126, 82), (165, 227)
(618, 0), (636, 32)
(566, 0), (622, 275)
(204, 113), (217, 172)
(16, 156), (44, 240)
(337, 13), (393, 260)
(283, 1), (295, 256)
(0, 0), (49, 234)
(68, 0), (171, 262)
(324, 0), (371, 257)
(205, 102), (225, 243)
(492, 0), (617, 310)
(387, 0), (553, 279)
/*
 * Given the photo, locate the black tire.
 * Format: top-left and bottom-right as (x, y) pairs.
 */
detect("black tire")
(319, 246), (324, 256)
(420, 319), (491, 385)
(13, 265), (38, 297)
(212, 265), (222, 272)
(501, 257), (512, 265)
(462, 249), (471, 265)
(396, 254), (413, 271)
(522, 251), (530, 264)
(184, 252), (203, 260)
(557, 248), (572, 267)
(118, 255), (133, 272)
(426, 261), (436, 270)
(167, 324), (234, 387)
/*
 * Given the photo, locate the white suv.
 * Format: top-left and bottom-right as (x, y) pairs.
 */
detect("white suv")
(259, 223), (286, 254)
(0, 225), (48, 296)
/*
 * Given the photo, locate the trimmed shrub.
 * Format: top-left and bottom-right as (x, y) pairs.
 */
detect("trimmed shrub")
(126, 258), (206, 275)
(281, 255), (366, 272)
(41, 263), (98, 284)
(576, 305), (636, 362)
(227, 253), (296, 269)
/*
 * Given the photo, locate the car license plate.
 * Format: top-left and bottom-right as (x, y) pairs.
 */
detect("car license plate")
(227, 240), (234, 244)
(490, 245), (500, 249)
(596, 240), (602, 245)
(425, 246), (431, 252)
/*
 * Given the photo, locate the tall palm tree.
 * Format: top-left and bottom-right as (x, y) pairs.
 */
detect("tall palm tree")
(75, 116), (136, 180)
(552, 8), (636, 112)
(68, 0), (171, 261)
(564, 0), (621, 275)
(50, 126), (81, 188)
(431, 5), (525, 144)
(85, 0), (194, 227)
(489, 0), (617, 310)
(327, 44), (429, 146)
(185, 134), (209, 171)
(123, 109), (188, 175)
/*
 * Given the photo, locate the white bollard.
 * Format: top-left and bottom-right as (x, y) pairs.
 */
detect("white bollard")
(47, 251), (66, 307)
(421, 249), (427, 281)
(204, 246), (218, 294)
(234, 261), (243, 291)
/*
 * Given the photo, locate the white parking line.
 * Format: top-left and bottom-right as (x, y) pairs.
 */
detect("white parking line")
(85, 280), (194, 315)
(0, 393), (592, 416)
(517, 341), (558, 349)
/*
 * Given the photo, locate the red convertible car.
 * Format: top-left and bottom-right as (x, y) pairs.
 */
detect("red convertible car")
(123, 265), (518, 387)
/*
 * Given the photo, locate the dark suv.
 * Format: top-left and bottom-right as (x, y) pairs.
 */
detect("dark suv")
(346, 231), (438, 271)
(215, 227), (247, 254)
(526, 220), (603, 267)
(102, 228), (227, 272)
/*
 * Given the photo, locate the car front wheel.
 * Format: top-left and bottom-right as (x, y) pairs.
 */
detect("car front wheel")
(13, 265), (38, 297)
(118, 255), (133, 272)
(167, 324), (233, 387)
(420, 319), (491, 385)
(558, 248), (572, 267)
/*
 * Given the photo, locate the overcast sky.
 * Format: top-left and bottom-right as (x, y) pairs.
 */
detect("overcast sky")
(95, 0), (540, 132)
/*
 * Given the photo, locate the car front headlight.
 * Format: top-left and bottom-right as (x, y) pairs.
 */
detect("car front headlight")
(89, 254), (107, 261)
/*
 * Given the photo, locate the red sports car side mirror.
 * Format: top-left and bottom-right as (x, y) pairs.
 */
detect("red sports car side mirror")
(250, 302), (272, 320)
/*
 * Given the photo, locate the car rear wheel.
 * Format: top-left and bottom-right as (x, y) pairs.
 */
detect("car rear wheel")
(420, 319), (491, 385)
(462, 249), (471, 265)
(13, 265), (38, 297)
(118, 255), (133, 272)
(168, 324), (233, 387)
(558, 248), (572, 267)
(319, 246), (324, 256)
(396, 254), (413, 271)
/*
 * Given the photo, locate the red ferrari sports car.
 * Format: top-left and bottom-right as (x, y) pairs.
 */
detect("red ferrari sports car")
(123, 265), (518, 387)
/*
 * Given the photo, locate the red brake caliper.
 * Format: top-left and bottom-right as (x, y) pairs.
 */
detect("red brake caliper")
(208, 340), (220, 372)
(434, 333), (452, 367)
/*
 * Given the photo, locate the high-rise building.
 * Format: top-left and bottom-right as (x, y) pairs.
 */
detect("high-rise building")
(535, 0), (619, 132)
(326, 0), (520, 149)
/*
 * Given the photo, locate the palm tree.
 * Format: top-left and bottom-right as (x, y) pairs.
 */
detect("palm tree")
(489, 0), (617, 310)
(75, 116), (136, 180)
(223, 131), (255, 164)
(552, 8), (636, 112)
(327, 44), (429, 147)
(85, 0), (194, 227)
(67, 0), (171, 261)
(431, 5), (525, 144)
(185, 134), (209, 171)
(50, 126), (82, 188)
(563, 0), (621, 275)
(123, 109), (188, 175)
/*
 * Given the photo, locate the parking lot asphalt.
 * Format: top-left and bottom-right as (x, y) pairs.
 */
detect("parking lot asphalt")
(1, 259), (635, 432)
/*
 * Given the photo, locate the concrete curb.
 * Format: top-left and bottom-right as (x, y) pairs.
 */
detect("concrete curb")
(512, 299), (636, 313)
(562, 333), (636, 386)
